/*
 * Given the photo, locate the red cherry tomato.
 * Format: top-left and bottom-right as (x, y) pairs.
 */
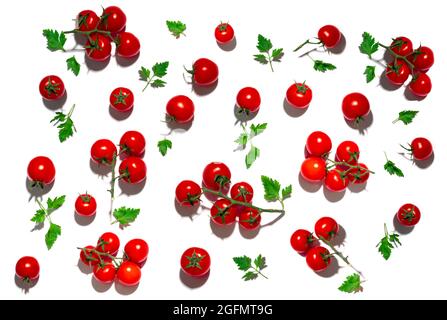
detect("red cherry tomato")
(99, 6), (126, 34)
(180, 247), (211, 277)
(175, 180), (202, 207)
(342, 92), (370, 122)
(85, 33), (112, 61)
(190, 58), (219, 86)
(124, 239), (149, 265)
(324, 170), (348, 192)
(90, 139), (117, 165)
(97, 232), (120, 256)
(230, 182), (254, 203)
(120, 131), (145, 157)
(390, 36), (413, 56)
(315, 217), (339, 241)
(110, 87), (134, 112)
(300, 157), (326, 182)
(336, 141), (360, 165)
(290, 229), (315, 254)
(306, 131), (332, 157)
(202, 162), (231, 191)
(211, 199), (237, 225)
(239, 207), (261, 230)
(215, 23), (235, 44)
(410, 137), (433, 160)
(318, 25), (341, 48)
(79, 245), (100, 266)
(39, 75), (65, 100)
(93, 263), (116, 284)
(236, 87), (261, 113)
(117, 261), (141, 286)
(409, 73), (431, 97)
(16, 256), (40, 282)
(27, 156), (56, 186)
(347, 163), (370, 184)
(306, 246), (331, 272)
(116, 32), (140, 58)
(396, 203), (421, 227)
(386, 60), (410, 85)
(119, 157), (147, 184)
(77, 10), (100, 32)
(408, 46), (434, 72)
(286, 82), (312, 109)
(166, 95), (195, 123)
(75, 194), (97, 217)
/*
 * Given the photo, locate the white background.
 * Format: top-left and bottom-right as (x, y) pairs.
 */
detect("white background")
(1, 0), (446, 300)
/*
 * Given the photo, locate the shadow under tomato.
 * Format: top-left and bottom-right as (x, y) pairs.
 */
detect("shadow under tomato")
(393, 214), (414, 235)
(234, 104), (258, 125)
(91, 277), (113, 293)
(179, 269), (210, 289)
(118, 178), (146, 196)
(323, 186), (346, 203)
(109, 105), (133, 121)
(89, 159), (112, 178)
(174, 198), (201, 220)
(210, 219), (235, 239)
(283, 98), (308, 118)
(379, 70), (402, 91)
(166, 116), (193, 133)
(344, 111), (373, 135)
(77, 259), (93, 275)
(42, 91), (67, 110)
(404, 86), (427, 101)
(298, 174), (322, 193)
(327, 34), (346, 55)
(74, 211), (95, 226)
(217, 37), (237, 51)
(116, 53), (140, 67)
(192, 80), (218, 96)
(26, 178), (54, 202)
(315, 258), (340, 278)
(348, 181), (367, 193)
(238, 224), (260, 239)
(414, 152), (435, 169)
(332, 225), (347, 247)
(15, 275), (39, 294)
(85, 55), (111, 71)
(115, 280), (139, 295)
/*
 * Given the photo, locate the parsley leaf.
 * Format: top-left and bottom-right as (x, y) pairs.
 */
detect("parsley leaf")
(233, 256), (252, 271)
(242, 271), (258, 281)
(256, 34), (273, 52)
(384, 159), (404, 177)
(42, 29), (66, 51)
(158, 139), (172, 156)
(250, 123), (267, 136)
(393, 110), (419, 125)
(235, 133), (249, 148)
(45, 223), (61, 250)
(46, 195), (66, 211)
(245, 146), (260, 169)
(50, 105), (76, 143)
(31, 209), (46, 224)
(31, 196), (65, 250)
(253, 54), (268, 64)
(359, 32), (379, 58)
(166, 20), (186, 38)
(139, 62), (169, 91)
(364, 65), (375, 83)
(235, 123), (267, 168)
(281, 185), (292, 200)
(377, 224), (401, 260)
(152, 61), (169, 77)
(233, 254), (268, 281)
(313, 60), (336, 72)
(138, 66), (150, 81)
(254, 254), (267, 270)
(338, 273), (362, 293)
(261, 175), (281, 201)
(113, 207), (140, 226)
(66, 56), (80, 76)
(254, 34), (283, 72)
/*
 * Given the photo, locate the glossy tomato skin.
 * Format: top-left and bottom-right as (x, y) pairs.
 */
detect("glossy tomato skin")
(306, 131), (332, 157)
(39, 75), (65, 100)
(286, 82), (312, 108)
(410, 137), (433, 160)
(290, 229), (315, 254)
(202, 162), (231, 191)
(99, 6), (126, 33)
(390, 36), (413, 56)
(116, 32), (140, 58)
(180, 247), (211, 277)
(324, 170), (348, 192)
(85, 33), (112, 61)
(408, 46), (434, 72)
(230, 182), (254, 203)
(336, 141), (360, 165)
(27, 156), (56, 186)
(117, 261), (141, 286)
(80, 245), (100, 266)
(77, 10), (100, 32)
(124, 239), (149, 265)
(386, 60), (410, 85)
(192, 58), (219, 86)
(215, 23), (235, 44)
(239, 207), (261, 230)
(175, 180), (202, 207)
(342, 92), (370, 122)
(120, 131), (145, 157)
(306, 246), (331, 272)
(75, 194), (97, 217)
(236, 87), (261, 113)
(16, 256), (40, 281)
(347, 163), (369, 184)
(300, 157), (326, 182)
(396, 203), (421, 227)
(166, 95), (195, 123)
(409, 73), (431, 97)
(93, 263), (116, 284)
(110, 87), (134, 112)
(315, 217), (339, 241)
(97, 232), (120, 256)
(90, 139), (117, 165)
(211, 199), (237, 225)
(318, 25), (341, 48)
(119, 157), (147, 184)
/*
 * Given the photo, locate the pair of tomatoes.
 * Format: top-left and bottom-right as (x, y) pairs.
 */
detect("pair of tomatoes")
(80, 232), (149, 286)
(291, 217), (339, 272)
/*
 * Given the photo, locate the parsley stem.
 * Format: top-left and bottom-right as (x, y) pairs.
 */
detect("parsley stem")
(267, 52), (274, 72)
(253, 267), (268, 279)
(142, 75), (155, 92)
(293, 39), (322, 52)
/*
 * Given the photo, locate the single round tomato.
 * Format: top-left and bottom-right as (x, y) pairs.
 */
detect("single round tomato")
(306, 131), (332, 157)
(175, 180), (202, 207)
(336, 141), (360, 165)
(75, 194), (97, 217)
(180, 247), (211, 277)
(324, 170), (348, 192)
(230, 182), (254, 203)
(342, 92), (370, 122)
(116, 32), (140, 58)
(347, 163), (369, 184)
(409, 73), (431, 97)
(190, 58), (219, 86)
(315, 217), (339, 241)
(290, 229), (315, 254)
(117, 261), (141, 286)
(408, 46), (434, 72)
(386, 60), (410, 85)
(16, 256), (40, 282)
(93, 263), (116, 284)
(119, 157), (147, 184)
(410, 137), (433, 161)
(300, 157), (326, 182)
(85, 33), (112, 61)
(97, 232), (120, 256)
(120, 131), (145, 157)
(110, 87), (134, 112)
(318, 25), (341, 48)
(211, 199), (237, 225)
(396, 203), (421, 227)
(215, 23), (235, 44)
(202, 162), (231, 191)
(390, 36), (413, 56)
(239, 207), (261, 230)
(306, 246), (332, 272)
(286, 82), (312, 109)
(124, 239), (149, 265)
(166, 95), (195, 123)
(99, 6), (126, 33)
(90, 139), (117, 165)
(77, 10), (100, 32)
(236, 87), (261, 113)
(39, 75), (65, 100)
(27, 156), (56, 187)
(79, 245), (100, 266)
